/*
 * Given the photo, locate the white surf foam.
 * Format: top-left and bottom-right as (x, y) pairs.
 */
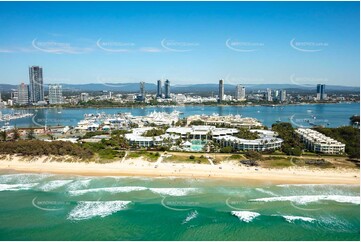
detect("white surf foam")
(277, 184), (358, 188)
(68, 186), (148, 196)
(282, 215), (316, 223)
(0, 173), (53, 184)
(317, 215), (357, 233)
(149, 188), (199, 196)
(231, 211), (260, 223)
(66, 179), (92, 191)
(0, 183), (39, 191)
(182, 210), (198, 224)
(67, 201), (131, 221)
(38, 180), (74, 192)
(249, 195), (360, 205)
(255, 188), (278, 196)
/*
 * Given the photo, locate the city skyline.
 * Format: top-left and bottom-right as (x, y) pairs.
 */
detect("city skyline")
(0, 1), (359, 86)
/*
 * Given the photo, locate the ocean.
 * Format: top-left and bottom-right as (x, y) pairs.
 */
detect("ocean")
(0, 172), (359, 240)
(1, 102), (360, 128)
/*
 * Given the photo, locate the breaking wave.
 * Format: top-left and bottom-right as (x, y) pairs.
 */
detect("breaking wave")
(249, 195), (360, 205)
(182, 210), (198, 224)
(149, 188), (199, 196)
(255, 188), (278, 196)
(66, 179), (92, 191)
(282, 215), (316, 223)
(0, 173), (53, 184)
(0, 183), (39, 191)
(38, 180), (74, 192)
(67, 201), (131, 221)
(231, 211), (260, 223)
(68, 186), (148, 196)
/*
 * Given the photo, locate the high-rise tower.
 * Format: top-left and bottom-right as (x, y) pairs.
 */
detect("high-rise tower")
(316, 84), (326, 100)
(29, 66), (44, 103)
(164, 80), (171, 99)
(218, 79), (224, 103)
(157, 80), (162, 98)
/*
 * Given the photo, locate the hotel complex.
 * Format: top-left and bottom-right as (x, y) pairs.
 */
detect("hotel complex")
(214, 129), (283, 151)
(295, 128), (345, 154)
(125, 124), (283, 152)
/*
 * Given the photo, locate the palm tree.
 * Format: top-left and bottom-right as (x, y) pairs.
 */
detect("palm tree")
(27, 128), (35, 140)
(0, 131), (6, 142)
(13, 128), (20, 140)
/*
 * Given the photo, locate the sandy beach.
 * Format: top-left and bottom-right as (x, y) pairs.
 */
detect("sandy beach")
(0, 155), (359, 185)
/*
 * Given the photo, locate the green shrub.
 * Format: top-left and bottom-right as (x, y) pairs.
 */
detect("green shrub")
(244, 150), (263, 160)
(220, 146), (234, 153)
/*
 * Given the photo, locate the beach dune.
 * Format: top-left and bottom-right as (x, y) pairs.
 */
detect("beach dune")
(0, 155), (359, 185)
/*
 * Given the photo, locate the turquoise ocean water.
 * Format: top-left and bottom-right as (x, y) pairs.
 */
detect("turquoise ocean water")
(0, 172), (359, 240)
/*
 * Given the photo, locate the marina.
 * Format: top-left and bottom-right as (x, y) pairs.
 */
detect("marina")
(0, 103), (359, 129)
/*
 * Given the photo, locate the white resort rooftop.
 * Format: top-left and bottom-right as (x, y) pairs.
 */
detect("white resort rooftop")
(295, 128), (345, 154)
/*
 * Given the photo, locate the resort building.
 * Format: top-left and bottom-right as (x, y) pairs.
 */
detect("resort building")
(295, 128), (345, 154)
(125, 127), (180, 147)
(213, 129), (283, 151)
(166, 126), (282, 151)
(166, 125), (239, 140)
(187, 114), (263, 129)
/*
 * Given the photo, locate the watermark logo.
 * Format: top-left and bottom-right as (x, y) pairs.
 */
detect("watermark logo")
(290, 201), (322, 211)
(96, 39), (135, 52)
(226, 38), (264, 52)
(225, 195), (258, 211)
(32, 112), (76, 128)
(160, 196), (200, 211)
(95, 76), (137, 89)
(290, 114), (329, 128)
(161, 39), (199, 52)
(290, 38), (328, 52)
(32, 196), (71, 211)
(32, 38), (92, 54)
(224, 74), (265, 90)
(290, 74), (328, 88)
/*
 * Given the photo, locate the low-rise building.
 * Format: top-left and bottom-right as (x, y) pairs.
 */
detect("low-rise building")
(125, 127), (180, 147)
(213, 129), (283, 151)
(166, 125), (238, 140)
(295, 128), (345, 154)
(187, 114), (263, 128)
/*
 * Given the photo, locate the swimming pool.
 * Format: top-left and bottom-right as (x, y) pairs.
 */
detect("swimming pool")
(190, 140), (207, 152)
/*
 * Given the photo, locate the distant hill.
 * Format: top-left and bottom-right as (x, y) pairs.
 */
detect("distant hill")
(0, 82), (359, 93)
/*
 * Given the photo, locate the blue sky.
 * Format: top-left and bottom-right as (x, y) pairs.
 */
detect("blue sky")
(0, 1), (359, 86)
